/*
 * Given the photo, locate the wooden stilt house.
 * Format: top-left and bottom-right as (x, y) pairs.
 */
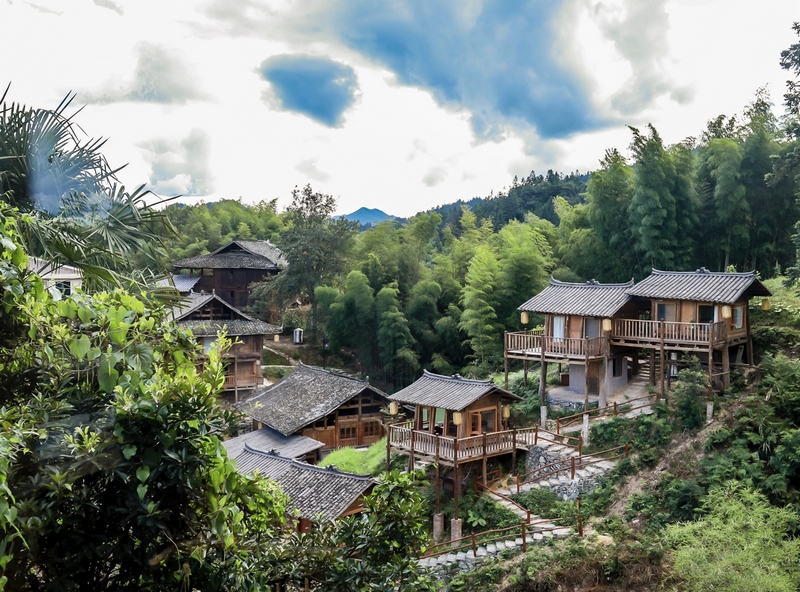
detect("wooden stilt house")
(387, 371), (523, 521)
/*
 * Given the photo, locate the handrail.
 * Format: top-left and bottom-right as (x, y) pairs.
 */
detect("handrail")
(475, 479), (530, 524)
(505, 332), (603, 358)
(555, 393), (656, 434)
(515, 443), (630, 492)
(611, 318), (728, 346)
(420, 519), (572, 559)
(534, 425), (582, 448)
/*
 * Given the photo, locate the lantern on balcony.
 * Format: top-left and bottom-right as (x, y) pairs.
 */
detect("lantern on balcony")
(762, 298), (771, 311)
(389, 401), (399, 416)
(502, 405), (511, 419)
(602, 318), (612, 332)
(452, 411), (462, 426)
(721, 305), (732, 320)
(520, 311), (529, 325)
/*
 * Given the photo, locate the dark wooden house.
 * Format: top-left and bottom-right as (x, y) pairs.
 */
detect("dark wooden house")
(233, 447), (374, 531)
(171, 293), (282, 401)
(172, 239), (286, 312)
(235, 363), (389, 451)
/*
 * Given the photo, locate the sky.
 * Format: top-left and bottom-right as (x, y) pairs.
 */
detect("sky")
(1, 0), (798, 218)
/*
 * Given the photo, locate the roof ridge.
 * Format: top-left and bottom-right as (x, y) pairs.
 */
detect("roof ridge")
(421, 369), (493, 386)
(549, 277), (635, 288)
(650, 268), (757, 277)
(242, 444), (373, 480)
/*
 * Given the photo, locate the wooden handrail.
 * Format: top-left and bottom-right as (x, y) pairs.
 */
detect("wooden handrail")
(555, 393), (656, 433)
(516, 442), (631, 487)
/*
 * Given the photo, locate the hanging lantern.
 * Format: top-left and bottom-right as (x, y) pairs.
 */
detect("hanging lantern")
(602, 318), (612, 332)
(721, 305), (732, 320)
(452, 411), (462, 426)
(520, 311), (529, 325)
(502, 405), (511, 419)
(389, 401), (399, 415)
(762, 298), (771, 311)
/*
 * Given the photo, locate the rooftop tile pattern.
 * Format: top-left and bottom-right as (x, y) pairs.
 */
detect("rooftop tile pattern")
(223, 427), (323, 460)
(388, 370), (521, 411)
(517, 278), (634, 317)
(626, 268), (771, 304)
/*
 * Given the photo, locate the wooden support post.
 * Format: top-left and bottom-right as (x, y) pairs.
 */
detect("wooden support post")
(539, 355), (548, 428)
(504, 343), (509, 390)
(707, 339), (714, 423)
(408, 430), (415, 472)
(482, 434), (488, 486)
(571, 456), (575, 480)
(659, 321), (665, 401)
(746, 307), (754, 366)
(722, 345), (730, 391)
(386, 430), (391, 472)
(512, 429), (517, 475)
(649, 349), (656, 385)
(577, 497), (583, 537)
(453, 464), (460, 521)
(435, 436), (441, 514)
(521, 523), (527, 552)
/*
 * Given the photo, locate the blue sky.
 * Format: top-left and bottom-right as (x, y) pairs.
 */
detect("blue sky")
(1, 0), (798, 216)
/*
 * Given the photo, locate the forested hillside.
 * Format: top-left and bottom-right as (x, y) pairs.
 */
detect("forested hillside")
(155, 87), (800, 390)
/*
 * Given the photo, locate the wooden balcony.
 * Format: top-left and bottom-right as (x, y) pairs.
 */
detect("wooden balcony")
(609, 319), (728, 350)
(505, 329), (603, 361)
(506, 319), (730, 361)
(388, 422), (539, 466)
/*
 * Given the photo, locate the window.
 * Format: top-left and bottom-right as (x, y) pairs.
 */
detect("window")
(340, 425), (357, 441)
(732, 305), (744, 330)
(698, 305), (715, 324)
(363, 421), (381, 438)
(657, 303), (677, 322)
(552, 315), (566, 341)
(613, 357), (624, 377)
(202, 337), (217, 354)
(585, 318), (600, 339)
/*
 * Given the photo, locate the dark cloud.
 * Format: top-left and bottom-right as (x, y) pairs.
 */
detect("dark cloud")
(289, 0), (603, 140)
(138, 129), (215, 197)
(79, 43), (207, 104)
(258, 54), (359, 127)
(92, 0), (123, 15)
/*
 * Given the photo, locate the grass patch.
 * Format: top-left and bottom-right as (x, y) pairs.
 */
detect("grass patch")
(319, 438), (388, 476)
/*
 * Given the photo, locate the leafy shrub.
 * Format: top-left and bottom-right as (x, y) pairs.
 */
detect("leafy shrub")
(320, 438), (388, 476)
(672, 357), (708, 431)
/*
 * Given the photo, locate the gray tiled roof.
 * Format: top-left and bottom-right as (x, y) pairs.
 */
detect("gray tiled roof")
(178, 318), (281, 336)
(157, 274), (201, 293)
(223, 427), (323, 460)
(173, 239), (287, 270)
(235, 363), (389, 435)
(626, 269), (771, 304)
(518, 279), (634, 317)
(234, 447), (373, 520)
(170, 293), (282, 336)
(388, 370), (522, 411)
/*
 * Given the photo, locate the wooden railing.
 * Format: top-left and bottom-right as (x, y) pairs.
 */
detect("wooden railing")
(505, 332), (603, 358)
(611, 319), (727, 346)
(555, 393), (656, 433)
(515, 443), (630, 493)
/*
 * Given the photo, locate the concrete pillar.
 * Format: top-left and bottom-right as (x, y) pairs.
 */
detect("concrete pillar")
(450, 518), (463, 546)
(582, 412), (590, 445)
(540, 405), (548, 429)
(433, 513), (444, 543)
(706, 402), (714, 423)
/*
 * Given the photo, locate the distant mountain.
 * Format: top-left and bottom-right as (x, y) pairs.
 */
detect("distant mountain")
(339, 207), (397, 227)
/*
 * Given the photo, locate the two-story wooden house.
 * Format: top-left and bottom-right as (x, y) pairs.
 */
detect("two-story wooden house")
(505, 269), (771, 415)
(235, 363), (390, 452)
(171, 292), (282, 402)
(172, 239), (286, 314)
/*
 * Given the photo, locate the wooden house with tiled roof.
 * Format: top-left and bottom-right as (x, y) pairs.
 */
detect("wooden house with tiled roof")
(172, 239), (286, 312)
(171, 293), (282, 401)
(235, 363), (389, 451)
(505, 268), (772, 411)
(233, 446), (374, 531)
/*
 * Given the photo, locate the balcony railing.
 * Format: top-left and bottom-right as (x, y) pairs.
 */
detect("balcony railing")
(505, 331), (603, 359)
(611, 319), (727, 347)
(506, 319), (730, 357)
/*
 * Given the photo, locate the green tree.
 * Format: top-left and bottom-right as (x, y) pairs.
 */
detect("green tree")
(375, 283), (419, 388)
(271, 184), (356, 338)
(665, 483), (800, 592)
(459, 245), (501, 374)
